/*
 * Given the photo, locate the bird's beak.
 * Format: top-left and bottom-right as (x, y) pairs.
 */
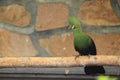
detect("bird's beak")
(67, 25), (72, 30)
(68, 27), (71, 30)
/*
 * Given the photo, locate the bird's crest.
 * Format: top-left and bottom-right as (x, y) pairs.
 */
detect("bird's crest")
(68, 16), (81, 30)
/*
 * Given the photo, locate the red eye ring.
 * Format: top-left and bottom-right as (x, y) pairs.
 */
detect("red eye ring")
(74, 25), (77, 29)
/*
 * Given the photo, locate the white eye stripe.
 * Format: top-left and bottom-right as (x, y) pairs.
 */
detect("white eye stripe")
(72, 25), (74, 29)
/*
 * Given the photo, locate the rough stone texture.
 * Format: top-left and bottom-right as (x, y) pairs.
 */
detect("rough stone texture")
(0, 4), (30, 27)
(0, 28), (37, 57)
(0, 1), (119, 57)
(78, 0), (120, 26)
(40, 33), (120, 56)
(90, 33), (120, 56)
(36, 3), (68, 31)
(39, 33), (77, 57)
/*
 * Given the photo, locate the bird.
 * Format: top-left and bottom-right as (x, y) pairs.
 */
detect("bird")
(68, 16), (105, 75)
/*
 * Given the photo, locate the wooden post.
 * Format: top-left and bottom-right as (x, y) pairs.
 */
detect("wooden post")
(0, 55), (119, 68)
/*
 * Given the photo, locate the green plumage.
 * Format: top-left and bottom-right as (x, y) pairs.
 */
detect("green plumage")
(68, 16), (105, 75)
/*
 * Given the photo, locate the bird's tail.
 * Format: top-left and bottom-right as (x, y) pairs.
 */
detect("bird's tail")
(84, 65), (105, 75)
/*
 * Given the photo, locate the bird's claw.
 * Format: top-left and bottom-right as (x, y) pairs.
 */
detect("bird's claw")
(74, 55), (80, 60)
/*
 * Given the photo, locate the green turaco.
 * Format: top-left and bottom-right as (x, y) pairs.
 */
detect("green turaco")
(68, 16), (105, 75)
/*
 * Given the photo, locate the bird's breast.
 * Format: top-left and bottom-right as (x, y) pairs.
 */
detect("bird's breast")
(74, 36), (92, 50)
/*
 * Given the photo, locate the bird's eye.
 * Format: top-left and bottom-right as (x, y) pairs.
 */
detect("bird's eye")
(74, 26), (77, 28)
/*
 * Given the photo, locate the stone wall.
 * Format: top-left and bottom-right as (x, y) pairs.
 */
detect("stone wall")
(0, 0), (120, 57)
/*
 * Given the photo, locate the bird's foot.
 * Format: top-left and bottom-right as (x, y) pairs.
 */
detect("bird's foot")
(74, 55), (80, 60)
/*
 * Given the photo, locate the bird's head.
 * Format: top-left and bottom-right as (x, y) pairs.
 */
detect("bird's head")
(68, 16), (81, 30)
